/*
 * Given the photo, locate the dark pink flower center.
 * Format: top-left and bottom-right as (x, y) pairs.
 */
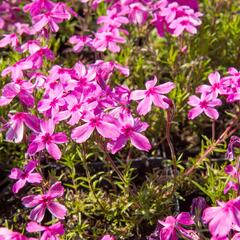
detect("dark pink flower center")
(146, 88), (155, 96)
(50, 98), (58, 107)
(212, 83), (220, 90)
(21, 172), (28, 179)
(80, 77), (87, 84)
(90, 117), (100, 127)
(105, 35), (113, 42)
(181, 20), (189, 26)
(15, 79), (23, 85)
(42, 133), (52, 144)
(122, 125), (133, 137)
(41, 195), (52, 204)
(13, 113), (24, 120)
(200, 100), (208, 109)
(71, 103), (81, 112)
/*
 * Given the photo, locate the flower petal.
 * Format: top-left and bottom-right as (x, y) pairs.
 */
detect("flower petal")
(130, 132), (151, 151)
(204, 107), (219, 120)
(47, 181), (64, 198)
(137, 96), (152, 116)
(96, 121), (119, 139)
(47, 201), (67, 219)
(30, 204), (46, 222)
(46, 143), (62, 160)
(71, 123), (94, 143)
(12, 179), (27, 193)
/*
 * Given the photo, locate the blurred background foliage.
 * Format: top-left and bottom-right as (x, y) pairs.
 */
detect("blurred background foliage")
(0, 0), (240, 239)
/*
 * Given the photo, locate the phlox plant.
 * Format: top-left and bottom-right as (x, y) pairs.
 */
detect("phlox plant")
(0, 0), (240, 239)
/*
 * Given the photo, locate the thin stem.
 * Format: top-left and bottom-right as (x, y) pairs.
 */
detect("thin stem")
(97, 141), (126, 184)
(184, 118), (239, 176)
(166, 109), (177, 179)
(212, 120), (215, 141)
(97, 141), (142, 208)
(165, 109), (179, 212)
(81, 144), (105, 211)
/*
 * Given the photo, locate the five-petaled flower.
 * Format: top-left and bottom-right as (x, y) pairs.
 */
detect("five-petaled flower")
(188, 93), (222, 120)
(27, 221), (65, 240)
(22, 181), (67, 222)
(158, 212), (195, 240)
(71, 112), (120, 143)
(9, 160), (42, 194)
(27, 119), (68, 160)
(107, 113), (151, 153)
(202, 198), (240, 239)
(130, 76), (175, 115)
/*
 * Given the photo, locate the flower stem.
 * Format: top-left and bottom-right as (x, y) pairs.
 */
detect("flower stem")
(97, 141), (142, 208)
(81, 144), (105, 211)
(185, 118), (239, 176)
(166, 109), (177, 179)
(212, 120), (215, 141)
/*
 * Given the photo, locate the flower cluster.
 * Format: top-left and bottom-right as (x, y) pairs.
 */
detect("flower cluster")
(0, 0), (177, 238)
(188, 68), (240, 120)
(2, 0), (240, 239)
(70, 0), (202, 53)
(148, 137), (240, 240)
(149, 196), (240, 240)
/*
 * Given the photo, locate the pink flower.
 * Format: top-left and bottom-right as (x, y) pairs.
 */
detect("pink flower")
(48, 65), (75, 84)
(0, 228), (36, 240)
(27, 119), (67, 160)
(203, 198), (240, 239)
(224, 181), (238, 194)
(74, 61), (96, 88)
(27, 221), (64, 240)
(108, 85), (131, 118)
(31, 3), (71, 33)
(196, 72), (224, 97)
(226, 136), (240, 160)
(225, 164), (238, 177)
(169, 11), (202, 36)
(0, 33), (18, 49)
(160, 2), (181, 23)
(130, 76), (175, 115)
(18, 40), (41, 54)
(9, 160), (42, 194)
(92, 29), (126, 53)
(15, 23), (31, 35)
(38, 84), (65, 117)
(113, 62), (130, 76)
(30, 72), (47, 88)
(69, 35), (92, 53)
(5, 112), (40, 143)
(158, 212), (195, 240)
(172, 0), (199, 11)
(128, 2), (148, 25)
(97, 8), (129, 28)
(22, 181), (67, 222)
(188, 93), (222, 120)
(27, 47), (54, 70)
(0, 78), (34, 107)
(71, 112), (120, 143)
(101, 235), (115, 240)
(24, 0), (55, 16)
(220, 68), (240, 101)
(2, 58), (33, 80)
(56, 94), (97, 126)
(224, 164), (239, 194)
(108, 113), (151, 153)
